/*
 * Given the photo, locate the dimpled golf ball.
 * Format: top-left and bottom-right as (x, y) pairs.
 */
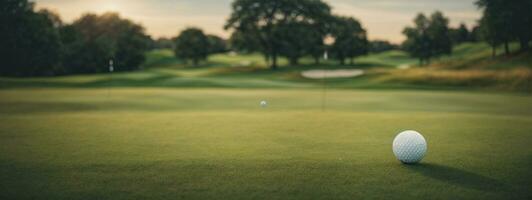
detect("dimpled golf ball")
(260, 100), (267, 107)
(393, 130), (427, 164)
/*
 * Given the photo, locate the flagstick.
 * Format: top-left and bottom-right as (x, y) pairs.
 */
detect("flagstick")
(108, 59), (114, 99)
(321, 51), (328, 111)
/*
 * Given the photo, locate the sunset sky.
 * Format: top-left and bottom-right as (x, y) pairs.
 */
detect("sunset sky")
(34, 0), (481, 43)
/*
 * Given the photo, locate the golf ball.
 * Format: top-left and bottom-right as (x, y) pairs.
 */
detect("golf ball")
(260, 100), (267, 107)
(393, 130), (427, 164)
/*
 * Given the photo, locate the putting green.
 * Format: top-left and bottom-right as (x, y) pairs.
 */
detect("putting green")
(1, 88), (531, 199)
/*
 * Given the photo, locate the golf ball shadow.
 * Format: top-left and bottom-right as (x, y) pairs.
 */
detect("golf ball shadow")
(405, 163), (505, 191)
(393, 130), (427, 164)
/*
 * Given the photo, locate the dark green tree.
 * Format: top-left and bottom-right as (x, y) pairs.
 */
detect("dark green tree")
(38, 9), (63, 28)
(306, 29), (328, 65)
(225, 0), (332, 69)
(229, 30), (268, 64)
(510, 0), (532, 52)
(450, 23), (470, 44)
(0, 0), (63, 76)
(427, 12), (452, 58)
(275, 21), (321, 65)
(62, 13), (150, 73)
(469, 25), (482, 42)
(229, 30), (261, 54)
(174, 28), (209, 66)
(153, 37), (175, 49)
(369, 40), (398, 53)
(479, 12), (505, 58)
(476, 0), (532, 53)
(206, 35), (228, 54)
(330, 16), (368, 65)
(305, 21), (330, 65)
(403, 14), (431, 65)
(402, 12), (452, 65)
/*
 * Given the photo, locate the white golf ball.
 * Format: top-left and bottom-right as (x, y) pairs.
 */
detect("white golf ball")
(393, 130), (427, 164)
(260, 100), (267, 107)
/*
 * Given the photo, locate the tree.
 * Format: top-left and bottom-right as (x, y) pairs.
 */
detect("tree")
(330, 16), (368, 65)
(174, 28), (209, 66)
(427, 12), (452, 58)
(38, 9), (62, 28)
(229, 30), (261, 54)
(510, 0), (532, 52)
(229, 30), (268, 63)
(476, 0), (532, 53)
(225, 0), (332, 69)
(62, 13), (150, 73)
(275, 21), (322, 65)
(0, 0), (63, 76)
(479, 12), (504, 58)
(304, 21), (330, 65)
(153, 37), (175, 49)
(402, 12), (452, 65)
(403, 14), (430, 65)
(206, 35), (228, 54)
(306, 29), (328, 65)
(369, 40), (398, 53)
(450, 23), (470, 44)
(469, 25), (482, 42)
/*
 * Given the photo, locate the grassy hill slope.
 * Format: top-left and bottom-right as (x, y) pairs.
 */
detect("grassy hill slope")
(374, 42), (532, 92)
(1, 42), (531, 92)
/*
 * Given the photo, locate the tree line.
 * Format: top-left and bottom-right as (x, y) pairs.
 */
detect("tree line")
(401, 0), (532, 65)
(2, 0), (529, 76)
(171, 0), (369, 69)
(172, 28), (228, 66)
(477, 0), (532, 56)
(223, 0), (368, 69)
(192, 0), (531, 68)
(0, 0), (153, 77)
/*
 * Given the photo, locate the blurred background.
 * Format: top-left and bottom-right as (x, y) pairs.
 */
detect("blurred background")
(0, 0), (531, 90)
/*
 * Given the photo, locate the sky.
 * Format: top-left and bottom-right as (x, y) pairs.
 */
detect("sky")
(34, 0), (481, 44)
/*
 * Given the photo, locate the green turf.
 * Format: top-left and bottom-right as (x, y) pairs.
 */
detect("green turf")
(1, 88), (531, 199)
(434, 42), (532, 69)
(3, 43), (531, 92)
(1, 42), (531, 199)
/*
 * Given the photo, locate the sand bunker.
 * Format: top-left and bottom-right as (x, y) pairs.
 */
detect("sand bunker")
(301, 69), (364, 79)
(397, 64), (411, 69)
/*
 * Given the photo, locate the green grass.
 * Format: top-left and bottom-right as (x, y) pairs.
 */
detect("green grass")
(433, 42), (532, 69)
(3, 42), (531, 92)
(356, 50), (417, 67)
(0, 48), (439, 90)
(0, 88), (531, 199)
(1, 43), (532, 199)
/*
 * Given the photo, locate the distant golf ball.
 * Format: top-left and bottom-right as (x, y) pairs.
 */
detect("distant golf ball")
(260, 100), (267, 107)
(393, 130), (427, 164)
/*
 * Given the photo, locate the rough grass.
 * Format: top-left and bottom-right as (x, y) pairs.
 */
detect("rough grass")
(1, 42), (532, 92)
(374, 67), (532, 92)
(102, 43), (532, 94)
(0, 88), (531, 199)
(432, 42), (532, 69)
(366, 43), (532, 92)
(356, 50), (417, 67)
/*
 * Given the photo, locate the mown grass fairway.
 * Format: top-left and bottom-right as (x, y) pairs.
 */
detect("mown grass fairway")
(1, 88), (531, 199)
(1, 43), (531, 199)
